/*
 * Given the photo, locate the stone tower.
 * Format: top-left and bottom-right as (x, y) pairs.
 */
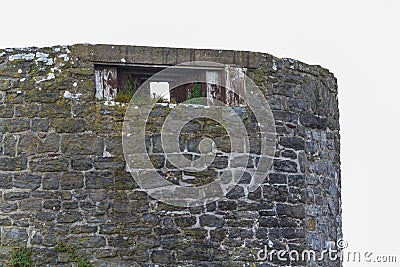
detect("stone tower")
(0, 44), (341, 266)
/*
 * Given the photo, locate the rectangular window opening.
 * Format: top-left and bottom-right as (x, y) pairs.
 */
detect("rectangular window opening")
(94, 64), (246, 106)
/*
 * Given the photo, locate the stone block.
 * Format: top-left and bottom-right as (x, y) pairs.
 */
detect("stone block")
(61, 134), (103, 156)
(85, 171), (114, 189)
(273, 159), (298, 173)
(1, 228), (28, 246)
(30, 158), (69, 172)
(71, 157), (93, 171)
(0, 157), (27, 171)
(60, 171), (84, 190)
(0, 118), (29, 132)
(50, 118), (86, 133)
(0, 104), (14, 117)
(31, 118), (50, 131)
(279, 136), (305, 151)
(199, 214), (224, 227)
(57, 211), (82, 223)
(276, 203), (305, 219)
(13, 173), (41, 189)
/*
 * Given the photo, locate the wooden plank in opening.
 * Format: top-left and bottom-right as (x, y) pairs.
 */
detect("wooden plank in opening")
(224, 66), (246, 106)
(95, 66), (118, 101)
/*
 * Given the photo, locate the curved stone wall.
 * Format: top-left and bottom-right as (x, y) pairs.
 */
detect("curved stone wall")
(0, 44), (341, 266)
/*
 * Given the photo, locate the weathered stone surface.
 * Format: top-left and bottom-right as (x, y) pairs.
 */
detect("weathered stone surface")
(226, 185), (245, 199)
(42, 173), (60, 190)
(282, 149), (297, 159)
(2, 228), (28, 246)
(38, 102), (70, 118)
(4, 92), (23, 104)
(17, 132), (39, 156)
(263, 184), (289, 202)
(57, 211), (82, 223)
(71, 157), (93, 171)
(26, 89), (60, 103)
(15, 103), (41, 118)
(300, 111), (328, 129)
(273, 159), (298, 173)
(0, 118), (29, 132)
(19, 199), (42, 211)
(0, 157), (27, 171)
(150, 250), (173, 264)
(85, 171), (114, 189)
(61, 134), (103, 155)
(276, 203), (305, 219)
(35, 212), (56, 222)
(0, 201), (18, 212)
(51, 118), (86, 133)
(66, 236), (106, 248)
(199, 214), (225, 227)
(31, 118), (50, 131)
(3, 192), (30, 201)
(43, 200), (61, 210)
(13, 173), (41, 189)
(0, 104), (14, 117)
(210, 155), (229, 169)
(93, 157), (125, 170)
(0, 173), (13, 188)
(3, 134), (18, 156)
(0, 44), (340, 267)
(273, 110), (298, 124)
(37, 133), (60, 153)
(288, 174), (305, 187)
(104, 136), (123, 156)
(269, 173), (287, 184)
(60, 172), (84, 190)
(30, 158), (69, 172)
(279, 136), (304, 151)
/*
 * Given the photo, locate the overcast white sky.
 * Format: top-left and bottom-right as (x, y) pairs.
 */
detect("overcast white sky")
(1, 1), (399, 265)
